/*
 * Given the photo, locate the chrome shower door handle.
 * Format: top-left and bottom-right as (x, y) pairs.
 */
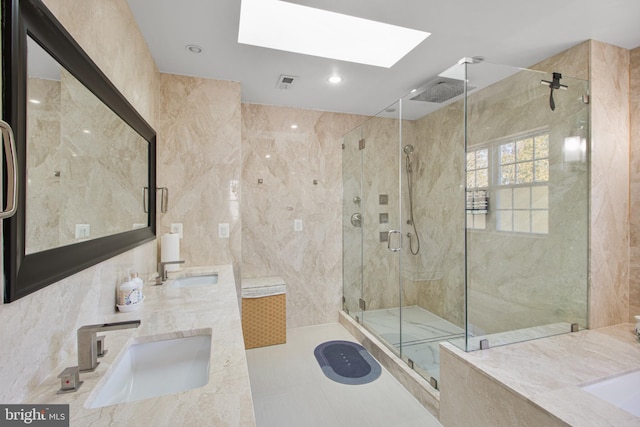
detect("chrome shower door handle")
(0, 120), (18, 219)
(387, 230), (402, 252)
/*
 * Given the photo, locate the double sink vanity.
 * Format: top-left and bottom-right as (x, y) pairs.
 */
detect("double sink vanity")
(26, 265), (256, 426)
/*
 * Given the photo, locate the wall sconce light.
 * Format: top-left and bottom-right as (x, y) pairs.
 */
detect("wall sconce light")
(563, 136), (586, 163)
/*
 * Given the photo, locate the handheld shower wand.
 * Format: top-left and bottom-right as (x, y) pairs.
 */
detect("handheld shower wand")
(403, 145), (420, 255)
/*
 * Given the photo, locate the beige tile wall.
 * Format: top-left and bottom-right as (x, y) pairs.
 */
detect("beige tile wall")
(25, 78), (61, 253)
(157, 74), (242, 280)
(588, 41), (631, 328)
(629, 46), (640, 321)
(0, 0), (159, 402)
(241, 104), (364, 328)
(533, 40), (638, 327)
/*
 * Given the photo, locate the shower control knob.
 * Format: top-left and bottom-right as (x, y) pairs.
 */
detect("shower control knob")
(350, 213), (362, 228)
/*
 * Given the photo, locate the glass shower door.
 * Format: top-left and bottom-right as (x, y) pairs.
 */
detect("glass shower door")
(463, 62), (589, 350)
(359, 102), (404, 358)
(342, 125), (364, 322)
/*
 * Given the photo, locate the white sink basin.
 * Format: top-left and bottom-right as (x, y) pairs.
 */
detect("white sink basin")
(87, 331), (212, 408)
(581, 369), (640, 417)
(170, 273), (218, 288)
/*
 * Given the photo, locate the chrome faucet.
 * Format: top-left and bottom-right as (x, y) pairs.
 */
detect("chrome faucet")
(77, 320), (141, 372)
(156, 260), (185, 284)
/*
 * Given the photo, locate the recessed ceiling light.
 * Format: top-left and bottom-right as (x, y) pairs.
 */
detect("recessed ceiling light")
(82, 129), (91, 134)
(238, 0), (430, 68)
(291, 124), (298, 129)
(265, 154), (271, 159)
(186, 44), (203, 54)
(29, 99), (41, 104)
(328, 75), (342, 84)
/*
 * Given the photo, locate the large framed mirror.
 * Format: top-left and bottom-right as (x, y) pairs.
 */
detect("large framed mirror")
(2, 0), (157, 302)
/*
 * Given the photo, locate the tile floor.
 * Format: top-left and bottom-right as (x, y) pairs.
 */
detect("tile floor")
(363, 306), (464, 383)
(246, 323), (443, 427)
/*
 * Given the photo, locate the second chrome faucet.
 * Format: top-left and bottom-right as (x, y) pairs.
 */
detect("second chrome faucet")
(77, 320), (141, 372)
(156, 260), (185, 284)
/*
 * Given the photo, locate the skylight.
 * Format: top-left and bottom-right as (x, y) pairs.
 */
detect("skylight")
(238, 0), (430, 68)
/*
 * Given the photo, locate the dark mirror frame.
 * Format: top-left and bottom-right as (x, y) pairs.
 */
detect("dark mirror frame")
(2, 0), (157, 302)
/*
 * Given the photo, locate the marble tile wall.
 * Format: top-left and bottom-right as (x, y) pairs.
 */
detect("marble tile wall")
(157, 74), (242, 281)
(241, 104), (364, 328)
(629, 46), (640, 322)
(409, 102), (466, 328)
(0, 0), (159, 402)
(58, 70), (148, 247)
(531, 40), (638, 328)
(588, 41), (631, 328)
(25, 78), (61, 253)
(26, 71), (148, 254)
(43, 0), (159, 126)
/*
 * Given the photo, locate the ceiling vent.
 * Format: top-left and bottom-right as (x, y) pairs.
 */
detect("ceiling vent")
(276, 74), (297, 90)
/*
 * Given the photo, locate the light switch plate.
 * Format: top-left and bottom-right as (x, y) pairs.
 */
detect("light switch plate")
(218, 223), (230, 239)
(294, 219), (303, 232)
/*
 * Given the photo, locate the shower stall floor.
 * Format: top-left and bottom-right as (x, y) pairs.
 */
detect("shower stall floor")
(362, 306), (464, 383)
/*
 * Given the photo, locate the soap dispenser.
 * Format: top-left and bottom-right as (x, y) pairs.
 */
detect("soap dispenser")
(117, 269), (143, 312)
(131, 271), (144, 299)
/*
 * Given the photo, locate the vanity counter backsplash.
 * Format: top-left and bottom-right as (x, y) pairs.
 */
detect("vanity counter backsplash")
(26, 265), (256, 426)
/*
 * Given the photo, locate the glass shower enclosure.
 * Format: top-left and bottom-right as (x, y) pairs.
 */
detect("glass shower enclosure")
(342, 60), (589, 388)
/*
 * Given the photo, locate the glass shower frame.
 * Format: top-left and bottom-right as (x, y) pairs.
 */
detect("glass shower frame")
(462, 60), (590, 351)
(342, 59), (590, 387)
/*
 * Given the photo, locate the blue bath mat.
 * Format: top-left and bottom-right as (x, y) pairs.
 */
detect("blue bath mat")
(314, 340), (381, 385)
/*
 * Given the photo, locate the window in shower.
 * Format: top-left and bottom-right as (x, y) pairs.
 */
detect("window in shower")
(498, 133), (549, 185)
(495, 132), (549, 234)
(466, 148), (489, 230)
(467, 148), (489, 188)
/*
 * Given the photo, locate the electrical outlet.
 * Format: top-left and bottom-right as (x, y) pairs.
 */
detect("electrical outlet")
(218, 223), (230, 239)
(294, 219), (303, 232)
(75, 224), (90, 239)
(170, 223), (183, 238)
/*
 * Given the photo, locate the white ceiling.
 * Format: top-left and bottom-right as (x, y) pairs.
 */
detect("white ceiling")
(127, 0), (640, 119)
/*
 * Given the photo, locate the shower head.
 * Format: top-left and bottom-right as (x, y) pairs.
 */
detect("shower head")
(410, 77), (476, 104)
(403, 145), (414, 155)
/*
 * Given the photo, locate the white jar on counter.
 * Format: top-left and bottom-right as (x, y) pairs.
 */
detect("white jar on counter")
(117, 272), (144, 312)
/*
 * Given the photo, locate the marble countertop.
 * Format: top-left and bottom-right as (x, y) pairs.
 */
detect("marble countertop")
(442, 324), (640, 426)
(27, 265), (256, 426)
